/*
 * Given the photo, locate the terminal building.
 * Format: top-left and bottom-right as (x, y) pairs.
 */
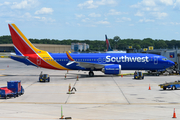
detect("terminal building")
(71, 43), (89, 52)
(0, 44), (73, 53)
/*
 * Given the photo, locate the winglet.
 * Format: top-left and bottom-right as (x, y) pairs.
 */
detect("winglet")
(66, 51), (74, 61)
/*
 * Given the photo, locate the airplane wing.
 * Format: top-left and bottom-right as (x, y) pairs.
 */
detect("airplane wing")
(66, 51), (104, 69)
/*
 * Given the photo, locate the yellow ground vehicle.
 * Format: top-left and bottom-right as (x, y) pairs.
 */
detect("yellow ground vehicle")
(39, 72), (50, 82)
(159, 81), (180, 90)
(134, 71), (144, 79)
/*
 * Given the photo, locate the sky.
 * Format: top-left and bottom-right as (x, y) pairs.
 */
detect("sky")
(1, 0), (180, 40)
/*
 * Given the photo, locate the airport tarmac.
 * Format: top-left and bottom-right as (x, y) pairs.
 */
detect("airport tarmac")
(0, 58), (180, 120)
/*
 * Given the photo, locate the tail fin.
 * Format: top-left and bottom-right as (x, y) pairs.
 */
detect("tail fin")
(8, 24), (42, 55)
(105, 34), (113, 51)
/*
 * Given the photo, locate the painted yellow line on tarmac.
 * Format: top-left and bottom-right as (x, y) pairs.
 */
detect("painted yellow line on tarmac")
(1, 102), (179, 105)
(0, 117), (57, 119)
(0, 75), (6, 76)
(0, 69), (5, 70)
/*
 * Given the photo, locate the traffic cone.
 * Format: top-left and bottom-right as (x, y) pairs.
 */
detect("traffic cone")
(68, 84), (71, 93)
(67, 70), (68, 74)
(77, 75), (79, 81)
(121, 74), (123, 77)
(173, 108), (177, 118)
(148, 84), (151, 90)
(7, 65), (9, 68)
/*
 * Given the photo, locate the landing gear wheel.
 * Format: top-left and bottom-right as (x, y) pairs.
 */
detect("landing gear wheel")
(163, 87), (166, 90)
(89, 71), (94, 77)
(171, 86), (176, 90)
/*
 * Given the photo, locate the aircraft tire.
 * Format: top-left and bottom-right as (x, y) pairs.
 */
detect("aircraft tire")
(163, 87), (166, 90)
(89, 71), (94, 77)
(171, 86), (176, 90)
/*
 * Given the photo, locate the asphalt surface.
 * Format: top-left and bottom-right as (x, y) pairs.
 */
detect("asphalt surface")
(0, 58), (180, 120)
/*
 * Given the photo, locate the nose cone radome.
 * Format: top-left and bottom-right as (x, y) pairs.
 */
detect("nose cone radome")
(168, 60), (175, 67)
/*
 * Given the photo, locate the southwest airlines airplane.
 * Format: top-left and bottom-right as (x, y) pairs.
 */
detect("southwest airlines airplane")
(8, 24), (175, 77)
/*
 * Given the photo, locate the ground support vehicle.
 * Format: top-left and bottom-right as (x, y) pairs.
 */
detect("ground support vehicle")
(0, 81), (24, 99)
(134, 71), (144, 79)
(159, 81), (180, 90)
(39, 73), (50, 82)
(0, 87), (15, 99)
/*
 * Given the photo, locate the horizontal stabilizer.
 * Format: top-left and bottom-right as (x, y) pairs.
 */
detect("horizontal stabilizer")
(10, 55), (28, 59)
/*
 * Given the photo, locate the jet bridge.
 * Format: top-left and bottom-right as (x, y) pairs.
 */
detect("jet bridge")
(142, 49), (180, 74)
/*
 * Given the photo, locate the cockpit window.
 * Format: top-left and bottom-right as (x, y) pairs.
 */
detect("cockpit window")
(162, 58), (168, 61)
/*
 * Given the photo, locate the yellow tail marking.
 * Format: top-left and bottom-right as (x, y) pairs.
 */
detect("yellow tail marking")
(37, 52), (69, 70)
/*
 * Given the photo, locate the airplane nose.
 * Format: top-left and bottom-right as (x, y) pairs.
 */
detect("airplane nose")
(168, 60), (175, 66)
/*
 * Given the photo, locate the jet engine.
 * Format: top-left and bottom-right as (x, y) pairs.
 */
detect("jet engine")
(102, 65), (121, 75)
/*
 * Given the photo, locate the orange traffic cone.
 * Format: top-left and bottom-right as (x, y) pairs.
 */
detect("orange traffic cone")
(7, 65), (9, 68)
(68, 84), (71, 93)
(173, 108), (177, 118)
(148, 84), (151, 90)
(121, 74), (123, 77)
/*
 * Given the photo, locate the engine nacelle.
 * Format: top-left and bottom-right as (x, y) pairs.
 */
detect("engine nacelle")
(102, 65), (121, 75)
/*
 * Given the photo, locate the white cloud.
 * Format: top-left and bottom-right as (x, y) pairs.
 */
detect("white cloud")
(131, 0), (174, 8)
(135, 11), (144, 16)
(88, 13), (101, 17)
(11, 0), (38, 9)
(142, 0), (156, 6)
(78, 0), (116, 9)
(24, 12), (32, 18)
(82, 18), (90, 22)
(35, 7), (53, 15)
(129, 24), (134, 26)
(131, 0), (156, 8)
(96, 20), (110, 24)
(139, 18), (155, 22)
(173, 0), (180, 10)
(122, 17), (131, 21)
(5, 20), (13, 23)
(108, 9), (125, 15)
(75, 14), (85, 18)
(151, 12), (168, 19)
(0, 2), (11, 6)
(96, 0), (116, 5)
(116, 17), (131, 22)
(78, 0), (98, 9)
(159, 0), (173, 6)
(34, 16), (55, 22)
(170, 22), (180, 25)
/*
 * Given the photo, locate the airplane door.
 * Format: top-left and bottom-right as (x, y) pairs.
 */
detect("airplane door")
(98, 58), (102, 63)
(103, 58), (106, 63)
(154, 56), (158, 65)
(37, 57), (41, 65)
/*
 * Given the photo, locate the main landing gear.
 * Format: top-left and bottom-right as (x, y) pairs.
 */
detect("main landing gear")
(89, 71), (94, 77)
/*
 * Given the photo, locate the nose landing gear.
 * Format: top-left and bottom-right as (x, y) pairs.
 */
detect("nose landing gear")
(89, 71), (94, 77)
